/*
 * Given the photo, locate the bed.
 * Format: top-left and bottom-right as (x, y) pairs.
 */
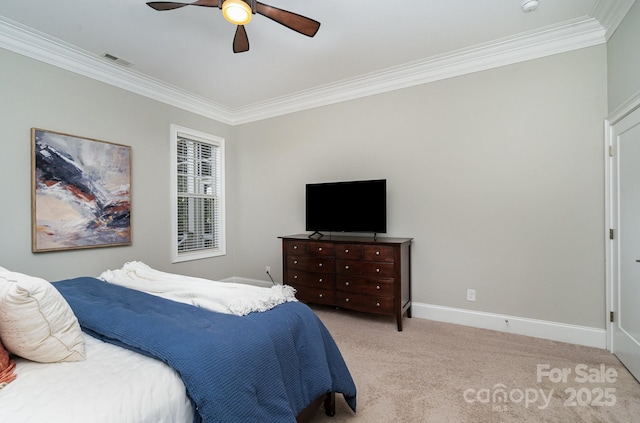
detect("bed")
(0, 265), (357, 423)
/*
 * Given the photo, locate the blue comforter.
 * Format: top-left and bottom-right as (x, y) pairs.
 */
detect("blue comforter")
(54, 277), (357, 423)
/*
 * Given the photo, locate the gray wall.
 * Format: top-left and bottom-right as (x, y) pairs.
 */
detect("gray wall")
(0, 41), (610, 330)
(0, 48), (236, 281)
(607, 0), (640, 114)
(233, 46), (608, 329)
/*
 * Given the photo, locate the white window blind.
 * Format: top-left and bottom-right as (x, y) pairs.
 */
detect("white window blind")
(171, 125), (225, 262)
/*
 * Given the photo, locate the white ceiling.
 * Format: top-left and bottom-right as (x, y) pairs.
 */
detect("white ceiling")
(0, 0), (635, 124)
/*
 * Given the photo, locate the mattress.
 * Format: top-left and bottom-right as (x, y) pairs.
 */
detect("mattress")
(0, 333), (193, 423)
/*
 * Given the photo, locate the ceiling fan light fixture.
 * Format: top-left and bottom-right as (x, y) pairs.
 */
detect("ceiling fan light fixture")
(222, 0), (252, 25)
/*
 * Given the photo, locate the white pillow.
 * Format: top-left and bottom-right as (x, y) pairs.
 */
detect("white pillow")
(0, 269), (85, 363)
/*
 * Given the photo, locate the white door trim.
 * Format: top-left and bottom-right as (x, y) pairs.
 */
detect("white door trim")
(605, 118), (614, 351)
(605, 94), (640, 353)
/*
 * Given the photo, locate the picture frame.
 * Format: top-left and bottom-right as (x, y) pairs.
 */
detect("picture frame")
(31, 128), (132, 252)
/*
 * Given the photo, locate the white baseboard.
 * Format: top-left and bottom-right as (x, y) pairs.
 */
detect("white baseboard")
(214, 280), (607, 349)
(220, 276), (273, 288)
(411, 302), (607, 349)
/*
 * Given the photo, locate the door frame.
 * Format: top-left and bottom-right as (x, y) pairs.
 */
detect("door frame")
(605, 91), (640, 352)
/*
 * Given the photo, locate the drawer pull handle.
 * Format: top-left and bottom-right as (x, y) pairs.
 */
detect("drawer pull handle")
(345, 249), (349, 253)
(376, 251), (380, 255)
(345, 298), (350, 302)
(318, 247), (323, 251)
(345, 282), (350, 286)
(376, 285), (380, 290)
(345, 265), (349, 270)
(294, 275), (298, 279)
(376, 302), (381, 307)
(376, 268), (380, 273)
(319, 293), (323, 298)
(293, 245), (298, 249)
(294, 260), (298, 264)
(319, 278), (323, 282)
(319, 263), (323, 267)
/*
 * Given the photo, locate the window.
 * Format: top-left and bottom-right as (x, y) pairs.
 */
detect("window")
(170, 125), (225, 262)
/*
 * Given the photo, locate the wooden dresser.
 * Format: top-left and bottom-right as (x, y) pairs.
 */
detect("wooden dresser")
(280, 234), (412, 331)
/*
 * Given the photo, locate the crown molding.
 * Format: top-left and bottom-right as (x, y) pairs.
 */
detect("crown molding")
(0, 14), (607, 126)
(0, 16), (235, 125)
(231, 17), (606, 124)
(591, 0), (636, 40)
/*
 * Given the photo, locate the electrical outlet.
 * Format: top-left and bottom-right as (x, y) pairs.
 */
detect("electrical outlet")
(466, 289), (476, 302)
(265, 266), (271, 274)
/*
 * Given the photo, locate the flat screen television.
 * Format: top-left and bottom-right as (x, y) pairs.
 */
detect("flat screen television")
(305, 179), (387, 236)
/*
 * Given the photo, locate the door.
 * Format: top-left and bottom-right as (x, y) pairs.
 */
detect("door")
(610, 105), (640, 381)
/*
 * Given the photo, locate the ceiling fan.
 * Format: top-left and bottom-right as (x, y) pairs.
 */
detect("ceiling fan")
(146, 0), (321, 53)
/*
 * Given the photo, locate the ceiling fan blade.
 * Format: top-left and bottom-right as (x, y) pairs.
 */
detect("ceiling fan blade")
(255, 2), (320, 37)
(233, 25), (250, 53)
(146, 0), (219, 11)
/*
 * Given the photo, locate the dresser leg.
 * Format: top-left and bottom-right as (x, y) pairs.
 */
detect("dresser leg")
(397, 304), (412, 331)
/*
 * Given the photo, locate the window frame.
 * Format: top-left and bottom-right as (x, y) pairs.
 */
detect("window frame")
(170, 124), (226, 262)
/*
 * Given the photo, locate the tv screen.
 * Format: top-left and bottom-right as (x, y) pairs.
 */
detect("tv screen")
(305, 179), (387, 234)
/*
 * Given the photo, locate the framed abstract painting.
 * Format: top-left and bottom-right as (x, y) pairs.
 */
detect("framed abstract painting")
(31, 128), (132, 252)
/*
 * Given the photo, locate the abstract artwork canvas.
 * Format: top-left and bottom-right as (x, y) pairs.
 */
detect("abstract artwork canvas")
(31, 128), (131, 252)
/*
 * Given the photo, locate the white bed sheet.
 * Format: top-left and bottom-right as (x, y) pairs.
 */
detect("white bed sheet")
(0, 333), (193, 423)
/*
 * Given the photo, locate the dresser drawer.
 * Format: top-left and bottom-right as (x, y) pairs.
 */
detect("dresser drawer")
(307, 242), (334, 256)
(362, 245), (395, 262)
(336, 275), (394, 296)
(295, 286), (336, 305)
(284, 240), (308, 255)
(334, 244), (363, 259)
(335, 292), (394, 314)
(287, 271), (335, 288)
(288, 256), (335, 273)
(336, 260), (395, 278)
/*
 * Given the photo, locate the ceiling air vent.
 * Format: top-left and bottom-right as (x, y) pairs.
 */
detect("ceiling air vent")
(101, 53), (133, 67)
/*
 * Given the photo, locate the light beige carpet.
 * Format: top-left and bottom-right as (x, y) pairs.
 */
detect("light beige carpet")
(311, 306), (640, 423)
